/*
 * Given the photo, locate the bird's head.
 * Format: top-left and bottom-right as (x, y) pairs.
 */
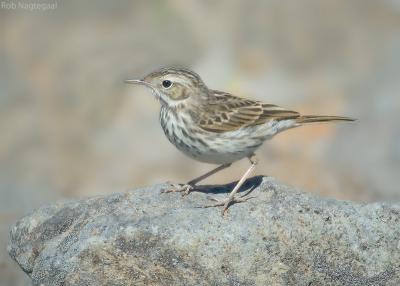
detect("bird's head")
(125, 67), (208, 107)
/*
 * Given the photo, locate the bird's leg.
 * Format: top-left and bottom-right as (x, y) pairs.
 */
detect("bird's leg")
(187, 163), (232, 185)
(162, 163), (231, 196)
(203, 154), (258, 216)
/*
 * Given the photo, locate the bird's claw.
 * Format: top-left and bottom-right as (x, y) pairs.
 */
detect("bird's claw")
(203, 195), (255, 216)
(161, 183), (194, 197)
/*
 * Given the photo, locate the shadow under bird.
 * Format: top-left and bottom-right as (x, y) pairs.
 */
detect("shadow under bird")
(125, 67), (355, 216)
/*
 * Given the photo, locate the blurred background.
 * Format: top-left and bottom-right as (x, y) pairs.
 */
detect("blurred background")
(1, 0), (400, 284)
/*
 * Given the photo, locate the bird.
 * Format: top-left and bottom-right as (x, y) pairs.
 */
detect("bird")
(125, 67), (354, 216)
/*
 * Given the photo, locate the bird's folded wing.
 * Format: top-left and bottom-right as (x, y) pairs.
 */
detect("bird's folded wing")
(198, 91), (300, 133)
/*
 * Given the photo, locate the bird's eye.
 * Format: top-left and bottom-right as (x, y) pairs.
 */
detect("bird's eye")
(162, 80), (172, 88)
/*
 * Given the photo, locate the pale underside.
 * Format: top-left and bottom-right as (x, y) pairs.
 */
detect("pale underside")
(178, 119), (296, 164)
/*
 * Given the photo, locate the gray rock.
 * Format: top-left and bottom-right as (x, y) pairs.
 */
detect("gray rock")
(7, 176), (400, 285)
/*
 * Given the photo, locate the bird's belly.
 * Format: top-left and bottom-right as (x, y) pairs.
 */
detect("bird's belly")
(165, 126), (263, 164)
(177, 138), (259, 164)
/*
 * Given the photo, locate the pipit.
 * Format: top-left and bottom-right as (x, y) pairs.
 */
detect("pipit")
(125, 67), (354, 216)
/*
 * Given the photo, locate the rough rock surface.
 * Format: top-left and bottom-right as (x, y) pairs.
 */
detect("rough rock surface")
(8, 176), (400, 285)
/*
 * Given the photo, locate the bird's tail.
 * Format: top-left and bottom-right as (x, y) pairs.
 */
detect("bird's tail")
(296, 115), (356, 124)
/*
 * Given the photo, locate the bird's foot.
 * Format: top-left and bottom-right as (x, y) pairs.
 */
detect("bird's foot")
(161, 182), (194, 197)
(202, 195), (255, 216)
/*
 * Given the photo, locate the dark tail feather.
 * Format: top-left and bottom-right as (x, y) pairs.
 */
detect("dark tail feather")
(296, 115), (356, 124)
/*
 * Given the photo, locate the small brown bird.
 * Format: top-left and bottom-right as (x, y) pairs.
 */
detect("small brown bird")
(125, 67), (354, 215)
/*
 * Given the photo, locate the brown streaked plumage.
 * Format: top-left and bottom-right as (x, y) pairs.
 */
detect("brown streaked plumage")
(197, 92), (353, 132)
(125, 67), (355, 216)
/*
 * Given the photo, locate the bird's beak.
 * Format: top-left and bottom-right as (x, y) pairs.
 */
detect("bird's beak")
(125, 78), (166, 104)
(124, 79), (145, 85)
(124, 79), (155, 90)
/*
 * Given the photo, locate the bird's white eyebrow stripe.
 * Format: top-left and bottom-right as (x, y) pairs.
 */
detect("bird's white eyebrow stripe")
(163, 75), (191, 85)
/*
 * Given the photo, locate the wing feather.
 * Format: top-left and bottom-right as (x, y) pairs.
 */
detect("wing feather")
(198, 91), (300, 133)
